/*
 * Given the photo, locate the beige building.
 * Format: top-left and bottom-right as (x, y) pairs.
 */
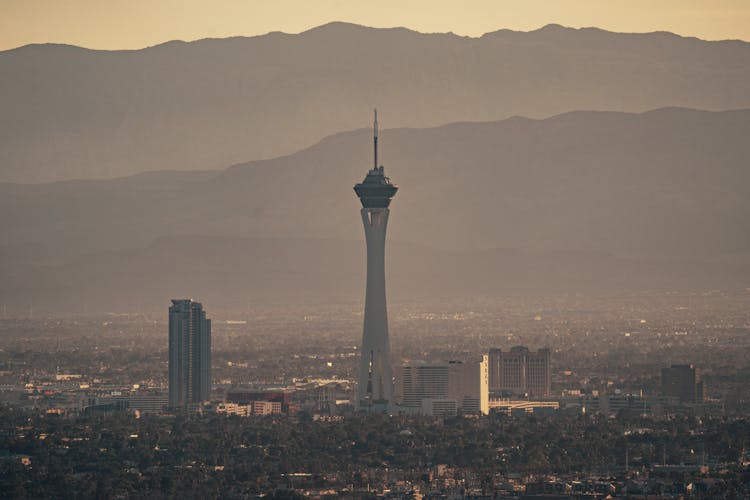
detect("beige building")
(252, 401), (282, 415)
(216, 402), (252, 416)
(215, 400), (282, 416)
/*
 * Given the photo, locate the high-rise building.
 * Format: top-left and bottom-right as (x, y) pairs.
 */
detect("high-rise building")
(661, 364), (704, 403)
(168, 299), (211, 408)
(401, 364), (451, 408)
(489, 346), (551, 397)
(398, 356), (489, 415)
(354, 110), (398, 413)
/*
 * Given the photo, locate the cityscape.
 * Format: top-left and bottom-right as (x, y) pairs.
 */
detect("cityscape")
(2, 1), (750, 499)
(2, 292), (749, 497)
(2, 116), (749, 498)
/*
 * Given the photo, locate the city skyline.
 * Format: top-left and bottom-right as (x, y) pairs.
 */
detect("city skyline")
(2, 3), (749, 497)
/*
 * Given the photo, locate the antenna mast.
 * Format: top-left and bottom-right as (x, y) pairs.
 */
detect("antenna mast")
(373, 109), (378, 170)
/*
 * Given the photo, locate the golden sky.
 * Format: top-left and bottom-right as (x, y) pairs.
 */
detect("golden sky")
(2, 0), (750, 50)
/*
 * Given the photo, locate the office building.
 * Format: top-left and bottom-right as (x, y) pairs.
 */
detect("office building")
(489, 346), (551, 397)
(661, 364), (704, 403)
(168, 299), (211, 407)
(354, 110), (399, 413)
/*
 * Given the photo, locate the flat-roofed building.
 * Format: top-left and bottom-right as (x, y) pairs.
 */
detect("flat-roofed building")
(126, 394), (168, 414)
(216, 402), (252, 417)
(662, 364), (704, 403)
(398, 356), (488, 415)
(253, 401), (282, 415)
(489, 346), (550, 397)
(226, 389), (293, 413)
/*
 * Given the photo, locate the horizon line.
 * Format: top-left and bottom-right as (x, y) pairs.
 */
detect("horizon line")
(3, 20), (749, 53)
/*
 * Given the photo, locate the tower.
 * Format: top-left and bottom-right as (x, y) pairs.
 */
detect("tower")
(354, 110), (398, 413)
(169, 299), (211, 408)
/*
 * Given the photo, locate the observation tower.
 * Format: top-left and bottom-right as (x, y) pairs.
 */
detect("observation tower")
(354, 110), (398, 413)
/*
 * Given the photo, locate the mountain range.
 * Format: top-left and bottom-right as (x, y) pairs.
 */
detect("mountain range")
(2, 22), (750, 182)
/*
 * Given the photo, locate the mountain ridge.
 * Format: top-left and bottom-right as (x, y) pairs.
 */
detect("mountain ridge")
(6, 22), (749, 54)
(3, 23), (749, 182)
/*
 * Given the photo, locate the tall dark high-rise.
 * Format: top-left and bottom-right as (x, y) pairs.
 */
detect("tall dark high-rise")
(661, 364), (704, 403)
(354, 110), (398, 413)
(168, 299), (211, 407)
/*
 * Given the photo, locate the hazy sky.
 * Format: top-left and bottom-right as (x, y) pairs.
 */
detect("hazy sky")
(2, 0), (750, 51)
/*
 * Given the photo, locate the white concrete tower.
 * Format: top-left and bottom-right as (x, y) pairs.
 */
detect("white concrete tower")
(354, 110), (398, 413)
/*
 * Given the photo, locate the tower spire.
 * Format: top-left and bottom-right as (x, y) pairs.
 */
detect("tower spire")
(373, 108), (378, 170)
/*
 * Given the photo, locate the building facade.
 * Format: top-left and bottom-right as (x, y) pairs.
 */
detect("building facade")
(398, 356), (489, 415)
(661, 364), (704, 403)
(489, 346), (551, 397)
(226, 389), (293, 414)
(126, 394), (169, 414)
(216, 402), (252, 417)
(168, 299), (211, 407)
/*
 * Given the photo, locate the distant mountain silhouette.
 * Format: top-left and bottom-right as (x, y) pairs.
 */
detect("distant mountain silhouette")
(2, 22), (749, 182)
(0, 108), (748, 312)
(1, 107), (748, 257)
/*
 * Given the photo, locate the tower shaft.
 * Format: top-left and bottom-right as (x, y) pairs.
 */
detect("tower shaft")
(358, 207), (393, 410)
